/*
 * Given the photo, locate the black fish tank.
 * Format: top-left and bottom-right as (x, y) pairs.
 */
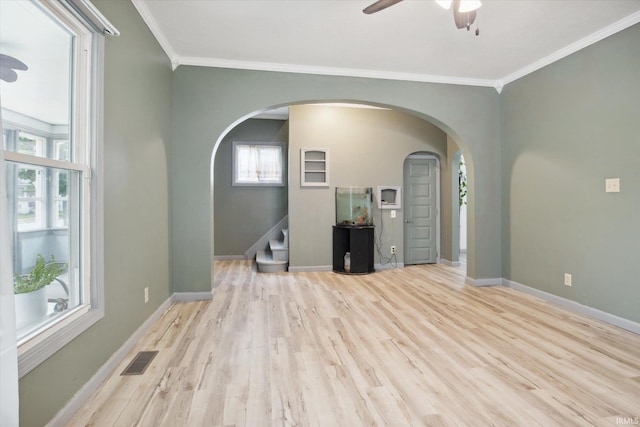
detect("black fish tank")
(335, 187), (373, 226)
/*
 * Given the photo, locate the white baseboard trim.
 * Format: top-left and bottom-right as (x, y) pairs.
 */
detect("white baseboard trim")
(213, 255), (246, 260)
(288, 265), (333, 273)
(465, 276), (502, 287)
(440, 258), (461, 267)
(173, 291), (213, 301)
(503, 279), (640, 335)
(47, 296), (174, 427)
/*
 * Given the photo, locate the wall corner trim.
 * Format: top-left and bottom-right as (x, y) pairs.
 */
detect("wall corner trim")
(440, 259), (461, 268)
(465, 276), (502, 287)
(503, 279), (640, 335)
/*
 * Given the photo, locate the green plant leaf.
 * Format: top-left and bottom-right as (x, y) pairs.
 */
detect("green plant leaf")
(13, 254), (66, 294)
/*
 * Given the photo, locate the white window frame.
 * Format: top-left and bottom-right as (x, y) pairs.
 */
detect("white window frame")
(2, 0), (110, 377)
(232, 141), (285, 187)
(9, 131), (70, 231)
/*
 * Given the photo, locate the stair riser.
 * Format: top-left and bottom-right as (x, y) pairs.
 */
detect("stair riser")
(257, 262), (288, 273)
(271, 249), (289, 262)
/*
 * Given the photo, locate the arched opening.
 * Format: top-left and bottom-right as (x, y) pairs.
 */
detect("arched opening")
(210, 101), (474, 279)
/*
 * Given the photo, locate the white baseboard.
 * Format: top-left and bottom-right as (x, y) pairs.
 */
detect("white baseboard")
(213, 255), (246, 260)
(288, 265), (332, 273)
(173, 291), (213, 301)
(465, 276), (502, 287)
(439, 258), (461, 267)
(503, 279), (640, 335)
(46, 296), (174, 427)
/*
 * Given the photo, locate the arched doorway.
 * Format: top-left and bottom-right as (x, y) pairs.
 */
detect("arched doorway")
(211, 102), (471, 277)
(170, 67), (502, 294)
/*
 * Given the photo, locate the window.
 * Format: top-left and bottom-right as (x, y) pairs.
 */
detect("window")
(233, 141), (285, 186)
(1, 0), (115, 376)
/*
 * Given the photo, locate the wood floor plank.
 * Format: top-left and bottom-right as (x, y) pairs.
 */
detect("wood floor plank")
(69, 261), (640, 426)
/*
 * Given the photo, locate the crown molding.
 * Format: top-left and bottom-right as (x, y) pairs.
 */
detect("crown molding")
(176, 56), (501, 90)
(131, 0), (179, 69)
(132, 1), (639, 93)
(500, 10), (640, 87)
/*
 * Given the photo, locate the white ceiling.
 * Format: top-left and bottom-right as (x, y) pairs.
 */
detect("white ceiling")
(133, 0), (640, 92)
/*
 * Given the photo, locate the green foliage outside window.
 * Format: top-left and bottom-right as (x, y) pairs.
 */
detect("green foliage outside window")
(459, 157), (467, 208)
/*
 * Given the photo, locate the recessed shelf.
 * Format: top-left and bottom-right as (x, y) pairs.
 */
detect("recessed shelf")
(301, 148), (329, 187)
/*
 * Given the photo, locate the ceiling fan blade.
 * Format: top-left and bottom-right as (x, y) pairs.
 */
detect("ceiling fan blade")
(0, 68), (18, 83)
(0, 54), (28, 71)
(0, 54), (28, 82)
(363, 0), (404, 14)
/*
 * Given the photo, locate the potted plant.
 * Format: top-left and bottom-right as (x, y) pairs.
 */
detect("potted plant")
(14, 254), (66, 330)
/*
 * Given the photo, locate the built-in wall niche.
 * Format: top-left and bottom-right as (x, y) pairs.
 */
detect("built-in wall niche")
(377, 186), (401, 209)
(301, 148), (329, 187)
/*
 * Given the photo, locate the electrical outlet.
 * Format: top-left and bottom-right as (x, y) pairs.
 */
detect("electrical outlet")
(144, 287), (149, 303)
(564, 273), (572, 287)
(390, 245), (397, 255)
(605, 178), (620, 193)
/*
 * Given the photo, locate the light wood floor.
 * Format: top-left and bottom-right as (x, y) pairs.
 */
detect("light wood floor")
(70, 260), (640, 426)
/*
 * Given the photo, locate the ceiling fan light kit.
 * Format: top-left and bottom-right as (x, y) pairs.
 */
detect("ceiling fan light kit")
(457, 0), (482, 13)
(364, 0), (481, 35)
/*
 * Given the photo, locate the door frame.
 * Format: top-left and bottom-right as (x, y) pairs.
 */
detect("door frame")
(403, 153), (441, 264)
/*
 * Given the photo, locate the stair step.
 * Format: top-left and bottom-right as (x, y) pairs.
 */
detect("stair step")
(256, 250), (288, 273)
(281, 229), (288, 247)
(269, 239), (289, 261)
(269, 239), (287, 251)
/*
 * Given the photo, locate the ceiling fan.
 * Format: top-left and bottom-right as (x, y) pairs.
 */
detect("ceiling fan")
(363, 0), (481, 35)
(0, 54), (28, 83)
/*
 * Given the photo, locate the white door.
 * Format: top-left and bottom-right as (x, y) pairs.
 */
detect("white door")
(404, 156), (438, 265)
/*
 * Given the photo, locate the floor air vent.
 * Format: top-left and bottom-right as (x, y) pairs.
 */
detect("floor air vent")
(121, 351), (158, 376)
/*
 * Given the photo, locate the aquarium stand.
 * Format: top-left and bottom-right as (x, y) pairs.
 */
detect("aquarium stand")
(332, 225), (375, 274)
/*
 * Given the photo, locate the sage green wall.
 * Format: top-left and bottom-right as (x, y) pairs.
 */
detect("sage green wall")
(214, 118), (288, 256)
(288, 105), (446, 268)
(18, 1), (173, 425)
(172, 67), (502, 292)
(501, 23), (640, 322)
(441, 136), (462, 263)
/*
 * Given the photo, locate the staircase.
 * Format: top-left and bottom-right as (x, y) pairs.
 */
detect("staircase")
(256, 229), (288, 273)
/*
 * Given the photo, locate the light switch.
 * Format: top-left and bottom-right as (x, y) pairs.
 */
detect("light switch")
(605, 178), (620, 193)
(390, 210), (397, 218)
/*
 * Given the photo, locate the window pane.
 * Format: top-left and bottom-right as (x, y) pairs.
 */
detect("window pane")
(54, 139), (70, 161)
(257, 146), (281, 181)
(15, 164), (45, 231)
(54, 170), (69, 228)
(0, 1), (73, 159)
(17, 133), (46, 156)
(7, 163), (82, 340)
(234, 143), (283, 185)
